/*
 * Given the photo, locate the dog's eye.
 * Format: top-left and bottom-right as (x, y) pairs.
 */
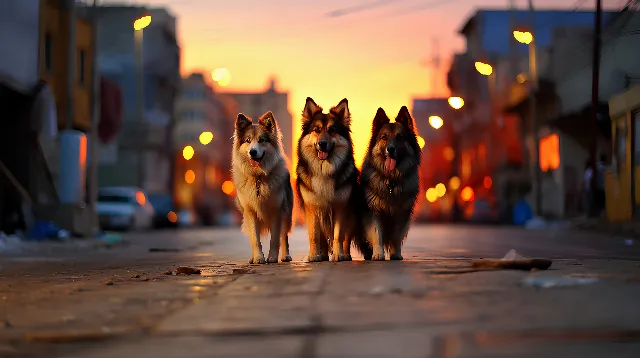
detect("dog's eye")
(380, 135), (388, 141)
(258, 136), (270, 143)
(327, 126), (336, 135)
(245, 138), (251, 143)
(313, 128), (321, 133)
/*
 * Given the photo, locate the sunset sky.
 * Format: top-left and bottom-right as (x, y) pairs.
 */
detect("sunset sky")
(122, 0), (614, 165)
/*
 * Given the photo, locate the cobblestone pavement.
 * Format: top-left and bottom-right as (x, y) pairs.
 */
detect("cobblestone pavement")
(1, 224), (640, 357)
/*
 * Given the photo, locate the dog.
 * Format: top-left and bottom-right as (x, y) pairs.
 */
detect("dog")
(231, 111), (293, 264)
(360, 106), (421, 260)
(296, 97), (383, 262)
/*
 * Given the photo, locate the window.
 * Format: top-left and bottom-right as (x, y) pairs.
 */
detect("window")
(44, 32), (53, 72)
(539, 134), (560, 172)
(78, 49), (86, 85)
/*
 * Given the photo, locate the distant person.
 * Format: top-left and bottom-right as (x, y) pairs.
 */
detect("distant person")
(595, 154), (607, 215)
(582, 159), (595, 217)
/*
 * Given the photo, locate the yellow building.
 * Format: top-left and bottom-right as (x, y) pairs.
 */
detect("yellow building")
(605, 85), (640, 221)
(39, 0), (93, 131)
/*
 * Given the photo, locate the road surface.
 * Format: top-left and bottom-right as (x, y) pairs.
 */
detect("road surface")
(1, 224), (640, 357)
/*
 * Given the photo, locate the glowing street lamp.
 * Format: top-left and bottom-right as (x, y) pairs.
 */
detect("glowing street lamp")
(133, 15), (152, 31)
(183, 145), (195, 160)
(416, 136), (425, 149)
(474, 61), (493, 76)
(428, 115), (443, 130)
(448, 96), (464, 110)
(199, 131), (213, 145)
(513, 30), (533, 45)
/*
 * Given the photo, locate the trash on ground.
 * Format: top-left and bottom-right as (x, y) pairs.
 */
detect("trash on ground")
(471, 249), (552, 271)
(149, 248), (181, 252)
(522, 276), (598, 288)
(175, 267), (201, 275)
(103, 280), (114, 286)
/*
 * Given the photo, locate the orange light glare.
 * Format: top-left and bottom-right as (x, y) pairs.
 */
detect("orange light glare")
(185, 170), (196, 184)
(222, 180), (235, 195)
(448, 96), (464, 110)
(183, 146), (195, 160)
(461, 186), (474, 202)
(133, 15), (151, 31)
(483, 176), (493, 189)
(426, 188), (438, 203)
(429, 116), (443, 129)
(474, 61), (493, 76)
(417, 136), (425, 149)
(513, 30), (533, 44)
(449, 176), (461, 190)
(435, 183), (446, 197)
(135, 191), (146, 206)
(167, 211), (178, 223)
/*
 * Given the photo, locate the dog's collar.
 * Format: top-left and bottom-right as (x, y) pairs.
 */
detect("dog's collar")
(385, 179), (396, 194)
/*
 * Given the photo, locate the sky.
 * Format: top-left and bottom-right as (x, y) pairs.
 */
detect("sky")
(118, 0), (624, 166)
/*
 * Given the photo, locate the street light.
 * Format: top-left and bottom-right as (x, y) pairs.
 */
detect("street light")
(513, 30), (533, 45)
(183, 145), (195, 160)
(474, 61), (493, 76)
(199, 131), (213, 145)
(429, 115), (443, 129)
(133, 15), (151, 188)
(416, 136), (425, 149)
(448, 96), (464, 110)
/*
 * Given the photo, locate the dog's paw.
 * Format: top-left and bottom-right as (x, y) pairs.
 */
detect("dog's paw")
(308, 255), (323, 262)
(249, 253), (266, 264)
(320, 254), (330, 262)
(281, 255), (292, 262)
(339, 254), (352, 261)
(371, 252), (386, 261)
(329, 253), (340, 262)
(390, 253), (404, 261)
(266, 255), (279, 264)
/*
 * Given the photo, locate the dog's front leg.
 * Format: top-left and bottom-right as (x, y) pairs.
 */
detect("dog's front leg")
(266, 218), (282, 264)
(246, 212), (265, 264)
(305, 209), (322, 262)
(342, 234), (352, 261)
(330, 208), (348, 262)
(389, 219), (409, 261)
(370, 216), (386, 261)
(280, 227), (292, 262)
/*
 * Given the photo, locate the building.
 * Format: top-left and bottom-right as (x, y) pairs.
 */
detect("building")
(173, 72), (235, 223)
(1, 0), (101, 235)
(225, 79), (294, 165)
(447, 8), (620, 222)
(93, 5), (180, 195)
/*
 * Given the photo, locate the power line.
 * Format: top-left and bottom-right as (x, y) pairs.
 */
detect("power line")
(325, 0), (400, 18)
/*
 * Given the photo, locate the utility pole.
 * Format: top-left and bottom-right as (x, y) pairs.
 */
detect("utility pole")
(87, 0), (100, 234)
(65, 0), (76, 130)
(590, 0), (602, 169)
(528, 0), (541, 216)
(420, 38), (441, 96)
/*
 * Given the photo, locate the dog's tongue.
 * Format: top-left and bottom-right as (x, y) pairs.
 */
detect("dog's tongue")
(384, 157), (396, 171)
(317, 151), (328, 160)
(249, 159), (260, 167)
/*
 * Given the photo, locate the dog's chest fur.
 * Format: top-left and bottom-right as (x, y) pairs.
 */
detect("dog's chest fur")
(234, 171), (285, 214)
(301, 175), (351, 208)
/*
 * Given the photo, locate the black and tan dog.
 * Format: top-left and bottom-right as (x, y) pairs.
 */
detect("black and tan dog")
(360, 106), (421, 260)
(296, 97), (381, 262)
(232, 112), (293, 264)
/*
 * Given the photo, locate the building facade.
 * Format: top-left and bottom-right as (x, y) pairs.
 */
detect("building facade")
(225, 79), (293, 165)
(93, 5), (180, 195)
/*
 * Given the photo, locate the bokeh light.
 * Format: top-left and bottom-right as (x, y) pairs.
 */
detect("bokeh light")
(183, 145), (195, 160)
(185, 170), (196, 184)
(435, 183), (446, 197)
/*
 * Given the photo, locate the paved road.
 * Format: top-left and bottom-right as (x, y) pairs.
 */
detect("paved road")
(1, 224), (640, 357)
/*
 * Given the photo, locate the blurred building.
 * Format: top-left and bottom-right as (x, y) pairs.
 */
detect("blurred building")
(225, 79), (294, 165)
(447, 8), (621, 222)
(92, 5), (180, 195)
(1, 0), (100, 234)
(173, 72), (235, 224)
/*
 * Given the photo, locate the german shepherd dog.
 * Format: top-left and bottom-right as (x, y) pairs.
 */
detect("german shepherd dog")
(232, 112), (293, 264)
(296, 97), (383, 262)
(360, 106), (421, 260)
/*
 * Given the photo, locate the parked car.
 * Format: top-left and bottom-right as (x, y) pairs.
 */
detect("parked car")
(148, 193), (178, 228)
(97, 186), (155, 231)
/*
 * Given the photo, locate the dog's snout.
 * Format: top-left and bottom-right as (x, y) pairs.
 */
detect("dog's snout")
(386, 146), (396, 157)
(249, 149), (258, 158)
(318, 140), (329, 152)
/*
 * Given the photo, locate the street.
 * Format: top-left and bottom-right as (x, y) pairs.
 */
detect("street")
(1, 224), (640, 357)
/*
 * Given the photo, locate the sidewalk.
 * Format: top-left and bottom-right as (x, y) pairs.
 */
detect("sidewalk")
(568, 217), (640, 238)
(1, 257), (640, 357)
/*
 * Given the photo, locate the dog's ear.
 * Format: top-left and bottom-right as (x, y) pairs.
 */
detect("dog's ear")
(372, 108), (390, 134)
(303, 97), (322, 122)
(235, 113), (252, 132)
(395, 106), (416, 132)
(330, 98), (351, 127)
(258, 111), (277, 132)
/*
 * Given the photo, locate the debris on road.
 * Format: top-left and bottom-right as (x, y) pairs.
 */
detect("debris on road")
(471, 249), (552, 271)
(162, 270), (173, 275)
(149, 248), (182, 252)
(522, 276), (598, 288)
(103, 279), (114, 286)
(175, 267), (201, 275)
